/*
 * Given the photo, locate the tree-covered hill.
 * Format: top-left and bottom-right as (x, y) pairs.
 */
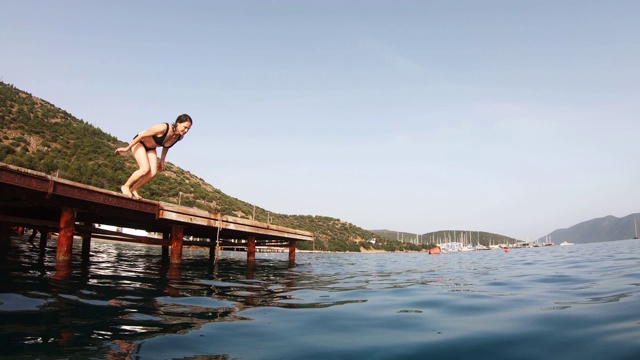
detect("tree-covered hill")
(0, 81), (433, 252)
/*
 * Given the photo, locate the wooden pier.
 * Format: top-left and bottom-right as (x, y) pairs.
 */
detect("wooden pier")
(0, 162), (314, 265)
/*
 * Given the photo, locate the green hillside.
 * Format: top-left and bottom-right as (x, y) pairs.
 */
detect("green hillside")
(0, 81), (434, 252)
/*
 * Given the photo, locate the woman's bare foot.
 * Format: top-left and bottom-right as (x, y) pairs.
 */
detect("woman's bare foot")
(132, 191), (142, 200)
(121, 185), (132, 198)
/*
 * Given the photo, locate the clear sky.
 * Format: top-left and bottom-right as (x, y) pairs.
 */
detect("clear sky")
(1, 1), (639, 240)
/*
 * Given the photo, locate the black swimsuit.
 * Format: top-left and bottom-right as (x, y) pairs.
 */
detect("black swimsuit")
(135, 123), (182, 151)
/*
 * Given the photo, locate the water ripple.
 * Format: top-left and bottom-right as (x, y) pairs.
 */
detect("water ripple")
(1, 238), (640, 359)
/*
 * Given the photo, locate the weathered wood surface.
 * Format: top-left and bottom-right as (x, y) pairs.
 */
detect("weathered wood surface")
(0, 162), (314, 245)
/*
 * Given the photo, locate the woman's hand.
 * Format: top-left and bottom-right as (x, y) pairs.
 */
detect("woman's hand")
(114, 147), (129, 155)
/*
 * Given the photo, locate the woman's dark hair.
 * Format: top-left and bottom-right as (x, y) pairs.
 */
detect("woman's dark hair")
(175, 114), (193, 125)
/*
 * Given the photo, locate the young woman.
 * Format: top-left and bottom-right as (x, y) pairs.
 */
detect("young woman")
(115, 114), (193, 199)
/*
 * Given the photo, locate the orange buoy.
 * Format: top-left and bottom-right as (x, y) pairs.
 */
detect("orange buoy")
(504, 248), (510, 253)
(429, 247), (441, 255)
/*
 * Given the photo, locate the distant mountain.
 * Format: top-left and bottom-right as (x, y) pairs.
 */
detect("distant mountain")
(374, 213), (640, 247)
(538, 214), (640, 244)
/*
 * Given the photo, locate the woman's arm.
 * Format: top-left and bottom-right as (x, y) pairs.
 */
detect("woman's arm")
(114, 123), (167, 154)
(158, 146), (170, 171)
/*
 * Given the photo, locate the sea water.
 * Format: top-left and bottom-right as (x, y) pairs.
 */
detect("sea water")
(1, 237), (639, 360)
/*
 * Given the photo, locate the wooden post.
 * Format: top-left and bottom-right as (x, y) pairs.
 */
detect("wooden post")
(58, 329), (76, 347)
(170, 225), (184, 264)
(38, 227), (47, 252)
(56, 207), (76, 263)
(0, 223), (9, 237)
(81, 232), (91, 260)
(28, 228), (37, 243)
(247, 236), (256, 265)
(162, 232), (170, 259)
(17, 226), (24, 236)
(53, 261), (72, 280)
(168, 263), (181, 280)
(0, 222), (9, 255)
(288, 240), (297, 262)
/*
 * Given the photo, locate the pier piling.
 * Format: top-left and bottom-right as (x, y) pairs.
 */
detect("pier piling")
(56, 207), (76, 263)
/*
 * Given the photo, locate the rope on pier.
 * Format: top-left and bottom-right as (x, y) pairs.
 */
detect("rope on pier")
(214, 220), (222, 265)
(46, 175), (55, 200)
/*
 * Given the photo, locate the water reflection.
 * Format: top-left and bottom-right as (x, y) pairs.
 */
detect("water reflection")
(3, 236), (640, 359)
(0, 236), (318, 359)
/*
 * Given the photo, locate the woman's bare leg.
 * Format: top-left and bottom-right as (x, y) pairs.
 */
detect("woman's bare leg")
(121, 145), (153, 197)
(130, 151), (158, 199)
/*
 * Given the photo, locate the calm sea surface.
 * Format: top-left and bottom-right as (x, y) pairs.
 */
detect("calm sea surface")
(1, 236), (639, 360)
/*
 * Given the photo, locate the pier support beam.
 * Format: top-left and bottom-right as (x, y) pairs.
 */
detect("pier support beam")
(247, 236), (256, 265)
(0, 222), (10, 246)
(38, 228), (48, 252)
(79, 222), (92, 261)
(162, 232), (169, 260)
(81, 232), (91, 261)
(0, 222), (10, 255)
(168, 263), (181, 280)
(289, 240), (296, 262)
(56, 207), (76, 263)
(170, 225), (184, 264)
(53, 262), (72, 280)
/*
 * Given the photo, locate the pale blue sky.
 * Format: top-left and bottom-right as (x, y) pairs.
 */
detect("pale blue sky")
(2, 1), (639, 239)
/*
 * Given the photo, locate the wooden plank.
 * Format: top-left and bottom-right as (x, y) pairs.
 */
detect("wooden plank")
(0, 214), (60, 229)
(220, 214), (312, 236)
(51, 177), (159, 213)
(159, 202), (313, 237)
(0, 162), (315, 253)
(222, 222), (313, 241)
(158, 209), (222, 227)
(158, 209), (314, 241)
(0, 163), (158, 214)
(89, 235), (170, 246)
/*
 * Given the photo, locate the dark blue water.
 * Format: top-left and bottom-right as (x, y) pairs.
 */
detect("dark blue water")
(1, 237), (639, 360)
